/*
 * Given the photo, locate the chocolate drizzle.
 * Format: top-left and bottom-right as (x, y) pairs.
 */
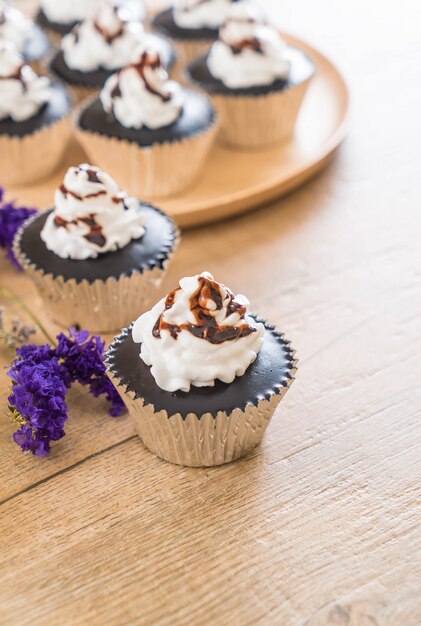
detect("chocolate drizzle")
(54, 212), (107, 249)
(52, 165), (128, 249)
(153, 275), (256, 345)
(230, 37), (263, 55)
(93, 5), (126, 45)
(0, 63), (27, 91)
(110, 51), (172, 106)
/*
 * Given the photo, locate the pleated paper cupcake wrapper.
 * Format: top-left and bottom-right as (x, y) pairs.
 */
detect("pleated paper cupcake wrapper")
(13, 216), (180, 333)
(0, 115), (71, 186)
(207, 78), (313, 149)
(106, 324), (298, 467)
(170, 38), (213, 84)
(74, 97), (219, 199)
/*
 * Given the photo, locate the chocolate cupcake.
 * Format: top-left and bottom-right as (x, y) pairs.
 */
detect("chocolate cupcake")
(0, 1), (51, 74)
(187, 3), (315, 148)
(106, 272), (297, 466)
(0, 44), (72, 185)
(49, 1), (174, 102)
(14, 164), (179, 333)
(75, 48), (217, 198)
(152, 0), (244, 82)
(37, 0), (146, 44)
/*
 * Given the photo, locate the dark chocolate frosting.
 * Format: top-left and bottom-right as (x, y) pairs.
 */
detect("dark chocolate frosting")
(187, 50), (315, 96)
(0, 83), (71, 137)
(107, 321), (296, 418)
(17, 204), (178, 284)
(152, 8), (218, 41)
(36, 8), (78, 36)
(50, 35), (176, 89)
(77, 90), (215, 146)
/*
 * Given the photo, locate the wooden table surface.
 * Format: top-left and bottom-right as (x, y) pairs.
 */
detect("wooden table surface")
(1, 1), (421, 624)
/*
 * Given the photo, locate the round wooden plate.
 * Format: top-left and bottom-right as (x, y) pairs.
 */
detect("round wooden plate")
(9, 34), (349, 229)
(160, 34), (350, 227)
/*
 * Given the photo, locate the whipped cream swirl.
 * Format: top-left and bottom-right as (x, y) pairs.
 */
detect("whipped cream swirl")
(207, 3), (291, 89)
(0, 1), (31, 54)
(132, 272), (265, 392)
(40, 0), (145, 24)
(61, 1), (145, 72)
(40, 0), (98, 24)
(0, 44), (50, 122)
(101, 49), (183, 129)
(173, 0), (236, 30)
(41, 164), (146, 260)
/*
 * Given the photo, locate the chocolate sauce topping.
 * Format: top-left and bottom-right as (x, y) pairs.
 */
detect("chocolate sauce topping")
(111, 51), (172, 105)
(152, 275), (256, 345)
(54, 212), (107, 249)
(89, 5), (127, 46)
(230, 37), (263, 55)
(0, 63), (27, 90)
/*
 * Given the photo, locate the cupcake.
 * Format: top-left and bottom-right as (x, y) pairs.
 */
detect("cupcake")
(106, 272), (297, 467)
(49, 0), (174, 102)
(14, 164), (179, 333)
(0, 1), (51, 73)
(37, 0), (146, 44)
(75, 48), (217, 198)
(187, 2), (315, 148)
(0, 44), (72, 186)
(152, 0), (249, 82)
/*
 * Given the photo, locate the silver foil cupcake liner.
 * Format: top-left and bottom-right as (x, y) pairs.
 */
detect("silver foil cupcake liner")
(13, 212), (180, 333)
(106, 320), (298, 467)
(74, 95), (219, 199)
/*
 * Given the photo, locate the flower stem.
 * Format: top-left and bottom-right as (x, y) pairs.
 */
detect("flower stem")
(0, 286), (55, 345)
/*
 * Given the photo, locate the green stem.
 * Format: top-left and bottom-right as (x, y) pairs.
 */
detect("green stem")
(0, 286), (55, 345)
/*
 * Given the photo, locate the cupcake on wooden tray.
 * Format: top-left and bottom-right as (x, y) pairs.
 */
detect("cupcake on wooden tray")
(49, 0), (174, 102)
(0, 44), (72, 185)
(106, 272), (297, 467)
(36, 0), (146, 44)
(75, 48), (217, 198)
(187, 2), (315, 148)
(14, 164), (179, 333)
(0, 0), (51, 73)
(152, 0), (252, 81)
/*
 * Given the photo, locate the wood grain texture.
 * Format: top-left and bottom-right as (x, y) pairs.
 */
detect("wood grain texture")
(1, 1), (421, 625)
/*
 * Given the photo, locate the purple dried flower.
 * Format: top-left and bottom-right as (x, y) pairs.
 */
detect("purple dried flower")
(7, 328), (125, 457)
(56, 328), (125, 417)
(0, 190), (37, 269)
(8, 353), (69, 457)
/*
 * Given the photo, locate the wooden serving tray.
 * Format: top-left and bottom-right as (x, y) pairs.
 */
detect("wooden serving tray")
(9, 34), (350, 229)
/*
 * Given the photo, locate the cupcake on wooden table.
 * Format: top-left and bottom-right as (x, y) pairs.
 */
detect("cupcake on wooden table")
(0, 1), (51, 73)
(0, 44), (72, 185)
(187, 2), (315, 148)
(36, 0), (146, 44)
(49, 0), (174, 102)
(106, 272), (297, 466)
(76, 48), (217, 198)
(152, 0), (249, 81)
(14, 164), (179, 333)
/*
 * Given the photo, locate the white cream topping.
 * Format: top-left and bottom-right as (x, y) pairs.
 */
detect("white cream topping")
(173, 0), (235, 30)
(101, 49), (183, 129)
(40, 0), (145, 25)
(0, 1), (31, 54)
(61, 1), (146, 72)
(207, 3), (291, 89)
(40, 164), (146, 260)
(0, 44), (50, 122)
(132, 272), (265, 393)
(40, 0), (98, 24)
